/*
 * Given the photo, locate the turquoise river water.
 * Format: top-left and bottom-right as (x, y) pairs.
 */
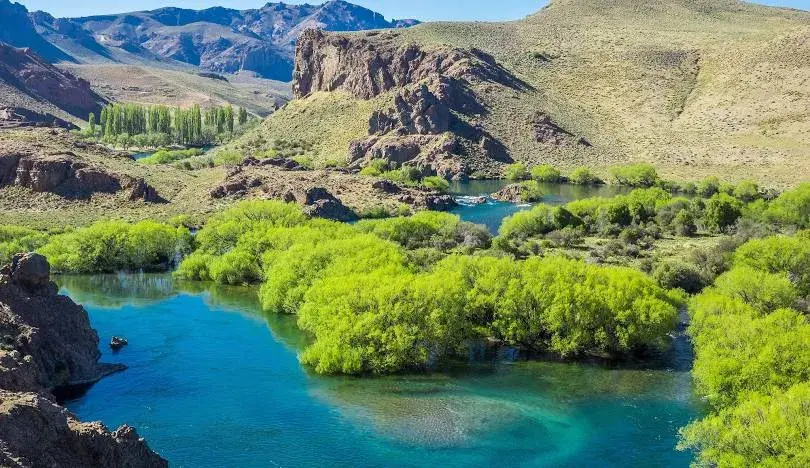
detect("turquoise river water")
(449, 180), (630, 233)
(60, 273), (701, 467)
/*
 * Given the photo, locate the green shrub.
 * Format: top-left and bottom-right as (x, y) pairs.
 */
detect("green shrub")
(531, 164), (562, 182)
(568, 167), (601, 185)
(0, 226), (49, 265)
(697, 176), (721, 197)
(609, 163), (658, 187)
(39, 220), (191, 273)
(422, 176), (450, 192)
(764, 183), (810, 228)
(702, 193), (743, 233)
(138, 148), (204, 165)
(678, 382), (810, 467)
(732, 180), (760, 202)
(653, 261), (705, 293)
(504, 163), (530, 181)
(518, 180), (544, 202)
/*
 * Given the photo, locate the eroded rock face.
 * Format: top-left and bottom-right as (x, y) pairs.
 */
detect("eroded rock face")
(0, 253), (121, 392)
(0, 253), (167, 466)
(0, 391), (167, 468)
(295, 30), (526, 180)
(293, 29), (521, 99)
(0, 151), (165, 202)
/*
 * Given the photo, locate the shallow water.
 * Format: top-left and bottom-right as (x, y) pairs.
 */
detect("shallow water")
(449, 180), (630, 233)
(59, 274), (700, 467)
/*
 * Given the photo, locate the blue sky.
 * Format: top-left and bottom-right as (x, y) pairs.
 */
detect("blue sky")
(15, 0), (810, 21)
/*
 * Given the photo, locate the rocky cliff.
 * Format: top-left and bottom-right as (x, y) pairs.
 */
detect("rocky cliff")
(0, 253), (167, 467)
(291, 29), (552, 179)
(0, 149), (165, 202)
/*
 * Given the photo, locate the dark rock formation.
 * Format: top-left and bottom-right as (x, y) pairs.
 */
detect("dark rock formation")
(0, 391), (166, 468)
(0, 41), (105, 119)
(491, 183), (527, 203)
(0, 253), (167, 466)
(295, 30), (530, 179)
(293, 30), (523, 100)
(0, 253), (123, 392)
(286, 187), (358, 221)
(531, 112), (589, 147)
(0, 151), (165, 202)
(110, 336), (128, 351)
(0, 0), (75, 63)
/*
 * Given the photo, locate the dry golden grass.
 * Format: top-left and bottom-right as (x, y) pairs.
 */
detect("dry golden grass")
(258, 0), (810, 187)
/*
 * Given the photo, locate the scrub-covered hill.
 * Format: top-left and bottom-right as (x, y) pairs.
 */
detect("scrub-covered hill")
(235, 0), (810, 186)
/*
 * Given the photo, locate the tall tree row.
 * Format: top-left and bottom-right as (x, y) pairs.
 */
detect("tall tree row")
(95, 103), (250, 146)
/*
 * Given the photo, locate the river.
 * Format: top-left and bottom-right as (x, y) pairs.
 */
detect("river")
(59, 274), (700, 467)
(449, 180), (631, 233)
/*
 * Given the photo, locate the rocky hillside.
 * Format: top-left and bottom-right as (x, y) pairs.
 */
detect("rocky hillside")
(27, 0), (418, 81)
(0, 41), (107, 127)
(251, 0), (810, 186)
(0, 253), (167, 466)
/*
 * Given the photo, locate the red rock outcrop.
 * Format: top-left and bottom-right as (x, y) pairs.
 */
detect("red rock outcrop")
(0, 151), (165, 202)
(293, 30), (524, 179)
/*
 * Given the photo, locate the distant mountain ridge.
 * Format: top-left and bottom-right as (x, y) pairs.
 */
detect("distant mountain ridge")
(1, 0), (418, 81)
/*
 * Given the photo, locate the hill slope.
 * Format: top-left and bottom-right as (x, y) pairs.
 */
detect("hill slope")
(0, 42), (106, 127)
(242, 0), (810, 186)
(30, 0), (418, 81)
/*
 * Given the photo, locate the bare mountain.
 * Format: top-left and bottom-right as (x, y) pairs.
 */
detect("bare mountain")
(29, 0), (419, 81)
(0, 41), (107, 128)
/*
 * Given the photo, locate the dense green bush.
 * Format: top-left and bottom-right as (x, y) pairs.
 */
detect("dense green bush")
(504, 163), (530, 181)
(609, 163), (658, 187)
(764, 183), (810, 228)
(518, 180), (544, 202)
(734, 233), (810, 295)
(138, 148), (205, 165)
(491, 256), (678, 356)
(702, 193), (742, 232)
(690, 308), (810, 408)
(531, 164), (562, 182)
(38, 220), (191, 273)
(678, 382), (810, 467)
(299, 255), (678, 374)
(421, 176), (450, 192)
(682, 231), (810, 465)
(732, 180), (760, 202)
(356, 211), (489, 252)
(652, 261), (705, 293)
(568, 166), (601, 185)
(176, 201), (678, 375)
(697, 176), (721, 197)
(0, 226), (49, 265)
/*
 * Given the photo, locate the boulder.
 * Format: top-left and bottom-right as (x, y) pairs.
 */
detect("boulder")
(303, 198), (358, 222)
